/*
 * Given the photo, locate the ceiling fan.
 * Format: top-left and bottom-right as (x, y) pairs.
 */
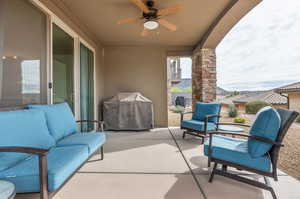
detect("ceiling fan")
(117, 0), (182, 36)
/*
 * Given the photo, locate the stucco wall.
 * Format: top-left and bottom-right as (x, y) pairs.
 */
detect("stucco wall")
(289, 92), (300, 112)
(103, 46), (192, 127)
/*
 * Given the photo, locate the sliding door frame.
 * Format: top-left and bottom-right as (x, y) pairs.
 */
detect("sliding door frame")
(29, 0), (97, 121)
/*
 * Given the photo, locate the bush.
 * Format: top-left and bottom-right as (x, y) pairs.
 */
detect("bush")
(296, 116), (300, 123)
(245, 101), (271, 114)
(228, 104), (238, 118)
(170, 105), (185, 113)
(234, 117), (246, 124)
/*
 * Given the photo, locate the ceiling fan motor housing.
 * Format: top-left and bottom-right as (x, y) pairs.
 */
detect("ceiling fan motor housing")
(146, 0), (155, 8)
(143, 1), (158, 20)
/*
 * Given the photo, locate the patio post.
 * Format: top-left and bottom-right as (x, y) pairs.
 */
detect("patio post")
(192, 48), (217, 107)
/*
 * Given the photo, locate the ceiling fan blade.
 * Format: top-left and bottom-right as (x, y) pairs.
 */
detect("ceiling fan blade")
(117, 17), (139, 25)
(158, 19), (178, 31)
(141, 28), (150, 37)
(157, 5), (182, 16)
(129, 0), (150, 13)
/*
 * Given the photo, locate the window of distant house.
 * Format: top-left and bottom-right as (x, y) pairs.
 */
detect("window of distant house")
(0, 0), (47, 107)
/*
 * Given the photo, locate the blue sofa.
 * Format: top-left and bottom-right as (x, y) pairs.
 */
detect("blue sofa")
(0, 103), (106, 199)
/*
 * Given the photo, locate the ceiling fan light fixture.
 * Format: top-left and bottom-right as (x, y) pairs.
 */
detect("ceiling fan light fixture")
(144, 20), (159, 30)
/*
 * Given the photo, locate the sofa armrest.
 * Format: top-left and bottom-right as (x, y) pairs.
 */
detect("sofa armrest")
(0, 146), (49, 156)
(76, 120), (104, 132)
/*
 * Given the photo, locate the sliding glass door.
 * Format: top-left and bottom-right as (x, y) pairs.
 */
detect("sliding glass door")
(52, 24), (75, 111)
(80, 43), (94, 131)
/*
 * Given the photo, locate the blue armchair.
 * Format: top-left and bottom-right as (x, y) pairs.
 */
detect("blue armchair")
(204, 107), (299, 199)
(181, 102), (221, 142)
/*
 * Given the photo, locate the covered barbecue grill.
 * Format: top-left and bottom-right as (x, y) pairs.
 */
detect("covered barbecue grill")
(103, 92), (154, 130)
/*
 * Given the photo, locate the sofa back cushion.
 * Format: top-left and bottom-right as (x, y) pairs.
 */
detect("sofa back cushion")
(192, 102), (221, 123)
(248, 106), (281, 158)
(0, 109), (55, 171)
(27, 103), (77, 141)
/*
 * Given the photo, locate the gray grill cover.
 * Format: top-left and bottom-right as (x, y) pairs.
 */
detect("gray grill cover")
(103, 93), (154, 130)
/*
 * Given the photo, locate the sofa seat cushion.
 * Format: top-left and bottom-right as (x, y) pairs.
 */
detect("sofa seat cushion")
(248, 106), (281, 158)
(28, 103), (77, 141)
(181, 120), (217, 131)
(192, 102), (221, 123)
(0, 109), (55, 171)
(57, 132), (106, 154)
(204, 135), (271, 172)
(0, 146), (89, 193)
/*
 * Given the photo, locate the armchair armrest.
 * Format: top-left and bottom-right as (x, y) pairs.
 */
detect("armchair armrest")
(76, 120), (104, 132)
(217, 122), (251, 128)
(206, 114), (221, 119)
(204, 114), (221, 131)
(0, 147), (49, 156)
(180, 112), (194, 123)
(208, 131), (284, 146)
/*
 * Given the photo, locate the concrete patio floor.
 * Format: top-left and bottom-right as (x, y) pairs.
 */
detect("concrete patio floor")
(16, 128), (300, 199)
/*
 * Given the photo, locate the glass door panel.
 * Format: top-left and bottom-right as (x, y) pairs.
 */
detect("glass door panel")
(52, 24), (74, 111)
(80, 43), (94, 131)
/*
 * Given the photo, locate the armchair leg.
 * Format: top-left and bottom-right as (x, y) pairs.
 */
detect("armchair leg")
(182, 131), (186, 139)
(100, 146), (104, 160)
(222, 165), (228, 172)
(209, 163), (218, 183)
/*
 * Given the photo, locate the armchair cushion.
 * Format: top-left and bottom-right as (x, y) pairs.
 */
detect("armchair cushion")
(28, 103), (77, 141)
(204, 135), (271, 172)
(181, 120), (217, 131)
(248, 106), (281, 158)
(0, 109), (55, 171)
(192, 102), (221, 123)
(57, 132), (106, 154)
(0, 145), (89, 193)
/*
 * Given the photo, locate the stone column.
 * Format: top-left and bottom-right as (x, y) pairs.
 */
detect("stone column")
(192, 48), (217, 104)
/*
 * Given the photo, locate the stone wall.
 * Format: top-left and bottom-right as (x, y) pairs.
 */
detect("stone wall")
(192, 48), (217, 104)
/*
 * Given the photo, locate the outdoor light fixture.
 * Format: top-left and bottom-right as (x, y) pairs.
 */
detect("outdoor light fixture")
(2, 56), (6, 59)
(144, 20), (159, 30)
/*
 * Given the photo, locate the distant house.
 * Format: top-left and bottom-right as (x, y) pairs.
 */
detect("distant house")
(218, 91), (288, 112)
(232, 91), (288, 111)
(275, 82), (300, 112)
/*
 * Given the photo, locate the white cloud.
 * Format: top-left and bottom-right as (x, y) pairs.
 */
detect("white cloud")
(217, 0), (300, 91)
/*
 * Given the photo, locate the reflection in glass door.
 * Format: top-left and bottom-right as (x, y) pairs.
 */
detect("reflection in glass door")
(80, 43), (94, 131)
(52, 24), (74, 110)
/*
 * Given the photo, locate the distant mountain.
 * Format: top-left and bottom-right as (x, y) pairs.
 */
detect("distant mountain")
(172, 78), (232, 96)
(217, 87), (231, 96)
(173, 78), (191, 88)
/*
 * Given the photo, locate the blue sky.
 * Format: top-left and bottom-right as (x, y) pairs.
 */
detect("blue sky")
(216, 0), (300, 91)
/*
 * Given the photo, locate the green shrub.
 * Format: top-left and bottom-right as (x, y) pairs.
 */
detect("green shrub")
(228, 104), (238, 118)
(184, 86), (192, 93)
(234, 117), (246, 124)
(296, 116), (300, 123)
(171, 87), (184, 93)
(245, 101), (271, 114)
(170, 105), (185, 113)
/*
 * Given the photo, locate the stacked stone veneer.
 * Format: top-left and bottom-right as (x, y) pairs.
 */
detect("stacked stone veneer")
(192, 48), (217, 104)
